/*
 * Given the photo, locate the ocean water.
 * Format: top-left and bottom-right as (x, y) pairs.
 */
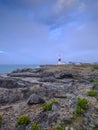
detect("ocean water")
(0, 64), (40, 74)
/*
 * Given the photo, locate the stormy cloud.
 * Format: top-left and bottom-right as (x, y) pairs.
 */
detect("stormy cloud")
(0, 0), (98, 64)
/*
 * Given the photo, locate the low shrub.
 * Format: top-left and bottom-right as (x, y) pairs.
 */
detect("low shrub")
(76, 107), (83, 115)
(0, 115), (2, 128)
(16, 116), (30, 127)
(94, 66), (98, 70)
(56, 127), (64, 130)
(43, 103), (52, 111)
(89, 78), (96, 82)
(92, 66), (98, 72)
(60, 121), (67, 128)
(93, 83), (98, 89)
(71, 98), (88, 120)
(48, 128), (52, 130)
(95, 80), (98, 83)
(93, 126), (98, 130)
(32, 124), (40, 130)
(43, 100), (59, 111)
(51, 100), (60, 105)
(78, 98), (88, 110)
(71, 114), (79, 120)
(88, 90), (98, 97)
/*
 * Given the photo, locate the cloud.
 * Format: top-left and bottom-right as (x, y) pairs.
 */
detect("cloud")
(0, 51), (5, 54)
(53, 0), (77, 15)
(0, 0), (98, 64)
(1, 0), (98, 30)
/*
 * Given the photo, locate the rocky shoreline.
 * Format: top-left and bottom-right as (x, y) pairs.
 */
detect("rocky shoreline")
(0, 64), (98, 130)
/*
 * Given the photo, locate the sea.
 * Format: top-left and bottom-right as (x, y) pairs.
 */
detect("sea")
(0, 64), (40, 74)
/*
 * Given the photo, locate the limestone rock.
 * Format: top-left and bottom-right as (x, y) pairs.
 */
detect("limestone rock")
(48, 113), (59, 124)
(15, 126), (26, 130)
(62, 118), (72, 124)
(27, 93), (45, 105)
(55, 73), (73, 79)
(95, 105), (98, 111)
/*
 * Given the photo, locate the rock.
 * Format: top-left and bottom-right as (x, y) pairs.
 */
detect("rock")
(27, 93), (45, 105)
(0, 77), (23, 88)
(65, 127), (69, 130)
(48, 113), (59, 124)
(33, 112), (48, 123)
(52, 104), (61, 111)
(94, 85), (98, 91)
(39, 122), (49, 130)
(62, 118), (72, 124)
(8, 72), (40, 77)
(0, 77), (30, 89)
(87, 97), (97, 107)
(88, 122), (95, 127)
(0, 87), (33, 104)
(15, 126), (26, 130)
(70, 127), (74, 130)
(94, 105), (98, 111)
(0, 88), (23, 104)
(54, 94), (67, 98)
(55, 73), (73, 79)
(95, 120), (98, 127)
(40, 72), (54, 78)
(10, 68), (40, 73)
(39, 77), (56, 82)
(95, 125), (98, 128)
(1, 64), (98, 130)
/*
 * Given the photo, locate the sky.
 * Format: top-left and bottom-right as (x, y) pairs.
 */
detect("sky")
(0, 0), (98, 64)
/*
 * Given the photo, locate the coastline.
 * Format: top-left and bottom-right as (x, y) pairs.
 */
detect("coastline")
(0, 64), (98, 130)
(0, 64), (40, 74)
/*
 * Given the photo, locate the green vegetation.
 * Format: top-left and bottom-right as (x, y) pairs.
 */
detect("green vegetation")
(60, 122), (66, 128)
(93, 126), (98, 130)
(76, 107), (83, 115)
(71, 98), (88, 120)
(88, 90), (98, 97)
(95, 80), (98, 83)
(89, 78), (98, 85)
(89, 78), (98, 90)
(32, 124), (40, 130)
(93, 83), (98, 89)
(51, 100), (60, 104)
(71, 114), (79, 120)
(55, 121), (66, 130)
(92, 66), (98, 72)
(16, 116), (30, 127)
(0, 115), (2, 128)
(89, 78), (96, 82)
(71, 107), (83, 120)
(43, 100), (59, 111)
(56, 127), (64, 130)
(78, 98), (88, 110)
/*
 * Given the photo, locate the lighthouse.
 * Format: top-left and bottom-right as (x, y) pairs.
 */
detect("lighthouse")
(58, 56), (62, 64)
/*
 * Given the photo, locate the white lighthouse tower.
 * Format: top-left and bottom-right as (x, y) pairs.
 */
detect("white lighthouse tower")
(57, 56), (62, 64)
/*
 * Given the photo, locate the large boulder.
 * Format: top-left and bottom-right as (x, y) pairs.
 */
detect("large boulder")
(55, 73), (73, 79)
(27, 93), (45, 105)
